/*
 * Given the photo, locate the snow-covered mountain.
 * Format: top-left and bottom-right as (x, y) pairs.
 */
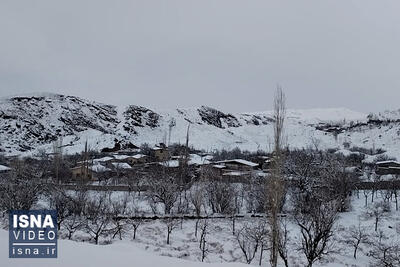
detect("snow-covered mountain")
(1, 93), (400, 159)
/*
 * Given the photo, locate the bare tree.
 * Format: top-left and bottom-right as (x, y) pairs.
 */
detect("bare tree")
(147, 169), (179, 215)
(207, 180), (235, 214)
(369, 234), (400, 267)
(48, 187), (71, 230)
(230, 192), (242, 235)
(236, 221), (268, 264)
(69, 188), (88, 216)
(190, 182), (206, 237)
(278, 218), (290, 267)
(245, 174), (268, 213)
(110, 194), (129, 240)
(295, 200), (338, 267)
(371, 173), (380, 203)
(198, 219), (209, 262)
(390, 175), (399, 211)
(190, 183), (206, 216)
(363, 190), (371, 207)
(85, 193), (113, 244)
(345, 221), (369, 259)
(63, 214), (84, 240)
(126, 202), (144, 240)
(52, 137), (63, 183)
(126, 169), (145, 196)
(0, 161), (41, 212)
(267, 85), (287, 267)
(127, 218), (143, 240)
(368, 202), (387, 232)
(236, 227), (259, 264)
(164, 218), (180, 245)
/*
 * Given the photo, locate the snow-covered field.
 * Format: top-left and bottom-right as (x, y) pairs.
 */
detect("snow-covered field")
(2, 191), (398, 266)
(0, 230), (247, 267)
(100, 193), (399, 267)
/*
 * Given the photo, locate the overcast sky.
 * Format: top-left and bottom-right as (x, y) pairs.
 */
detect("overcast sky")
(0, 1), (399, 113)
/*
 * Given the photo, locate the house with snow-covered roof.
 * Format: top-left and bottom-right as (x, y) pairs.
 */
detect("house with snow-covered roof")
(151, 143), (169, 161)
(127, 154), (148, 165)
(198, 159), (262, 182)
(109, 153), (149, 165)
(71, 163), (111, 181)
(93, 156), (114, 163)
(214, 159), (259, 171)
(375, 160), (400, 175)
(111, 162), (132, 170)
(71, 163), (91, 180)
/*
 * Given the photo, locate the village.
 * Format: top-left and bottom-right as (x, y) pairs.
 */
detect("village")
(1, 137), (400, 266)
(1, 139), (400, 189)
(69, 142), (269, 185)
(2, 0), (400, 266)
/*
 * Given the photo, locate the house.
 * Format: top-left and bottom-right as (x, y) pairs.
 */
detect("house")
(112, 155), (132, 162)
(93, 156), (114, 164)
(71, 162), (111, 181)
(158, 160), (180, 168)
(127, 154), (148, 165)
(89, 164), (111, 180)
(71, 164), (93, 181)
(214, 159), (259, 171)
(199, 159), (260, 182)
(111, 162), (132, 170)
(152, 143), (169, 161)
(211, 164), (226, 176)
(108, 154), (149, 165)
(189, 154), (212, 166)
(76, 156), (113, 166)
(375, 160), (400, 175)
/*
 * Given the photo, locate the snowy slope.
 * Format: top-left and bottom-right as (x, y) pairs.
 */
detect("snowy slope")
(0, 93), (399, 159)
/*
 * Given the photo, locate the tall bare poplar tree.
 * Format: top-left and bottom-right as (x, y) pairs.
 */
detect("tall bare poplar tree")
(82, 140), (90, 180)
(53, 137), (63, 183)
(268, 86), (286, 267)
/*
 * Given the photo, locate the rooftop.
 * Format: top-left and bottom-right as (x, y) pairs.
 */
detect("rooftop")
(113, 155), (131, 160)
(112, 162), (132, 169)
(93, 156), (114, 162)
(90, 164), (111, 173)
(376, 160), (400, 165)
(215, 159), (259, 167)
(132, 154), (147, 159)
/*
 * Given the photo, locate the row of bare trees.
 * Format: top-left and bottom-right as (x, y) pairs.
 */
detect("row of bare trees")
(0, 157), (398, 265)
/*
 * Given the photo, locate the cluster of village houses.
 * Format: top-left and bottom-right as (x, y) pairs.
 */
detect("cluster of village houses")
(1, 144), (400, 183)
(69, 143), (271, 182)
(69, 153), (400, 183)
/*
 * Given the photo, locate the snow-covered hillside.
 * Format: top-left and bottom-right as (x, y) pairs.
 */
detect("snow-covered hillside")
(1, 93), (400, 158)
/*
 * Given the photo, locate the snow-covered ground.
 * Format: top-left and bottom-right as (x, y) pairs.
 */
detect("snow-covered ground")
(103, 193), (399, 267)
(2, 190), (397, 266)
(0, 230), (247, 267)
